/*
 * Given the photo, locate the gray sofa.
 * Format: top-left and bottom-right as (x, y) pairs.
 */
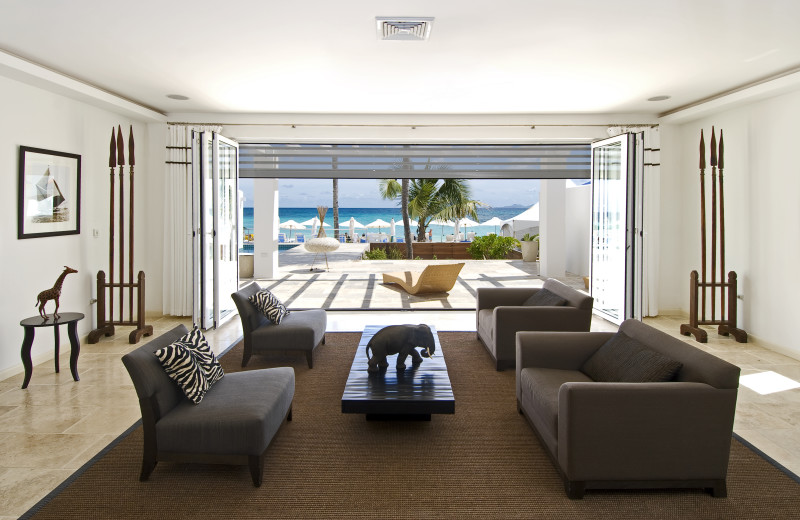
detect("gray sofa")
(516, 319), (740, 498)
(477, 278), (593, 370)
(122, 324), (295, 486)
(231, 282), (326, 368)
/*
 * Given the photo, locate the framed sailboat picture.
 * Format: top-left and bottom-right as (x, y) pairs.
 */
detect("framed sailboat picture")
(18, 146), (81, 239)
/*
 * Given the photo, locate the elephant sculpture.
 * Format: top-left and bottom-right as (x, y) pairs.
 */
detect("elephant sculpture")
(366, 324), (436, 373)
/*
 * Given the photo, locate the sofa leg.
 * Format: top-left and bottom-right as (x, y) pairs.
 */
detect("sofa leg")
(241, 344), (252, 367)
(565, 480), (585, 499)
(305, 350), (313, 369)
(322, 334), (326, 345)
(287, 405), (293, 422)
(517, 399), (523, 414)
(249, 454), (264, 487)
(710, 480), (727, 498)
(139, 456), (157, 482)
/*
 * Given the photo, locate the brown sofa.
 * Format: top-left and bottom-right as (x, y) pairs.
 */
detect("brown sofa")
(516, 319), (740, 498)
(476, 278), (593, 370)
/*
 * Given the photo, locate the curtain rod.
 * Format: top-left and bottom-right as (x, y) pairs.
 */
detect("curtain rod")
(166, 122), (658, 129)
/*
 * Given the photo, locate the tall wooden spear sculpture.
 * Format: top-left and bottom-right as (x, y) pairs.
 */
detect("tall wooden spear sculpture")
(681, 128), (747, 343)
(117, 125), (125, 327)
(89, 126), (153, 344)
(128, 126), (136, 323)
(699, 130), (707, 315)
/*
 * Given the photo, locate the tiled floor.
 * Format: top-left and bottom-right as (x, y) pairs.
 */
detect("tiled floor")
(1, 254), (798, 517)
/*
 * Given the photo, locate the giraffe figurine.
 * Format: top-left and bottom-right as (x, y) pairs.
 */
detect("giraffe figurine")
(35, 266), (78, 320)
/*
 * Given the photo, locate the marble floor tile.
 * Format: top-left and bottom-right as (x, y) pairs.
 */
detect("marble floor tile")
(63, 406), (140, 435)
(0, 467), (74, 517)
(0, 432), (107, 468)
(0, 405), (92, 434)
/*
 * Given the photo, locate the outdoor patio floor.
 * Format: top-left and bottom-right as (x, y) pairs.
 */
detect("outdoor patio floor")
(243, 243), (586, 311)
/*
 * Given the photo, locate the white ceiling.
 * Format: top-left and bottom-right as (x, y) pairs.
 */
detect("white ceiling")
(1, 0), (799, 117)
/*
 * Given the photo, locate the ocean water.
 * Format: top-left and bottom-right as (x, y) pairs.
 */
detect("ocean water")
(242, 206), (532, 243)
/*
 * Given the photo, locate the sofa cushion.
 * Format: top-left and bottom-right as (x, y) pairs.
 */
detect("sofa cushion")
(523, 288), (567, 307)
(581, 332), (683, 383)
(156, 367), (295, 455)
(249, 289), (290, 324)
(520, 367), (593, 439)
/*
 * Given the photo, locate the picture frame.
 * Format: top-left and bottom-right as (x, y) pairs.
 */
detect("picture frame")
(18, 146), (81, 239)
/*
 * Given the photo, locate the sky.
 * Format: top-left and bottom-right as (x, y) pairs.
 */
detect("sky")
(239, 178), (541, 208)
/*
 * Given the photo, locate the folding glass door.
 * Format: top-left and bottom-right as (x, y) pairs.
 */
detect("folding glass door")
(589, 133), (642, 324)
(193, 131), (239, 330)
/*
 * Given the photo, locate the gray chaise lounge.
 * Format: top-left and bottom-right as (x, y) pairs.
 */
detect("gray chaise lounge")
(122, 324), (295, 486)
(477, 278), (593, 370)
(231, 282), (326, 368)
(516, 319), (740, 498)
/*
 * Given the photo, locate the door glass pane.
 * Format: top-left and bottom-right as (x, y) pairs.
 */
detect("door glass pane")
(591, 139), (627, 323)
(203, 135), (214, 328)
(216, 136), (238, 324)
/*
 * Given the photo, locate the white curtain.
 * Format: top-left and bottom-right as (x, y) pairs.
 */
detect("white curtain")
(608, 126), (661, 317)
(162, 124), (221, 316)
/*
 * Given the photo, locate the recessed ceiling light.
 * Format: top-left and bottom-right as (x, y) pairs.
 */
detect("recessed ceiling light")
(647, 95), (671, 102)
(167, 94), (190, 101)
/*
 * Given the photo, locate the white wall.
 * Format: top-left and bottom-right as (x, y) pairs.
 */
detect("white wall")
(658, 87), (800, 357)
(0, 75), (159, 378)
(565, 184), (591, 277)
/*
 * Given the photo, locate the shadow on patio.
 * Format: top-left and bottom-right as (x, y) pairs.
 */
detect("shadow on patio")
(240, 243), (587, 311)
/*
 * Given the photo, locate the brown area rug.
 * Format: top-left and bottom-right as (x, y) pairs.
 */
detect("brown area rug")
(25, 332), (800, 519)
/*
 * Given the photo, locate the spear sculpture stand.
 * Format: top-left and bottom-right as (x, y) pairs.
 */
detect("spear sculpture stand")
(680, 127), (747, 343)
(88, 125), (153, 344)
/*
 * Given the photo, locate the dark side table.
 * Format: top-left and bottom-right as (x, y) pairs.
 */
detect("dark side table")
(20, 312), (84, 389)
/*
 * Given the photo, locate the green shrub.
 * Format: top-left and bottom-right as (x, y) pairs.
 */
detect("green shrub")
(467, 235), (521, 259)
(362, 248), (387, 260)
(386, 247), (405, 260)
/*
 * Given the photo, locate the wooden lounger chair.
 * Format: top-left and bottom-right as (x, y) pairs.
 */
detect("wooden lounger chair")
(382, 263), (465, 295)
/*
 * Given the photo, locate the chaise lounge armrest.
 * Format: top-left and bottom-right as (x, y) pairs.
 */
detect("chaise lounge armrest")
(558, 381), (738, 482)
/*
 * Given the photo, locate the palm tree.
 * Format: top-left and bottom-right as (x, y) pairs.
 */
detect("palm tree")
(382, 177), (482, 246)
(378, 178), (412, 258)
(406, 179), (481, 242)
(332, 178), (339, 239)
(332, 154), (339, 239)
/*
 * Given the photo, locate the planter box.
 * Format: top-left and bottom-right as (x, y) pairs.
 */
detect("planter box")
(520, 241), (539, 262)
(369, 241), (521, 260)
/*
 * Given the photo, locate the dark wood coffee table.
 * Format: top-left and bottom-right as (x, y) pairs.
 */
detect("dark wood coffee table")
(341, 325), (455, 420)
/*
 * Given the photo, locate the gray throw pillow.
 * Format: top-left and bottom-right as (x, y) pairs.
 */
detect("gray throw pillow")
(523, 288), (567, 307)
(581, 332), (683, 383)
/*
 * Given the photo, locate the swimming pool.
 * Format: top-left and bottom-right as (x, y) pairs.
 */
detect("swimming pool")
(240, 243), (300, 253)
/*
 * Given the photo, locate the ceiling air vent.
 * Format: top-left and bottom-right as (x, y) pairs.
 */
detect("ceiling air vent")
(376, 17), (434, 41)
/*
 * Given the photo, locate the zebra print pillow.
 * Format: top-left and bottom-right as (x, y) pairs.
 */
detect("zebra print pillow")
(249, 289), (290, 324)
(177, 326), (224, 386)
(154, 342), (210, 404)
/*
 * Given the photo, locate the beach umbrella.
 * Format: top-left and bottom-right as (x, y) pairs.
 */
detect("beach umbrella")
(280, 219), (306, 238)
(430, 219), (454, 240)
(390, 218), (396, 239)
(481, 216), (506, 234)
(365, 218), (392, 232)
(458, 217), (480, 229)
(348, 217), (366, 240)
(301, 217), (330, 238)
